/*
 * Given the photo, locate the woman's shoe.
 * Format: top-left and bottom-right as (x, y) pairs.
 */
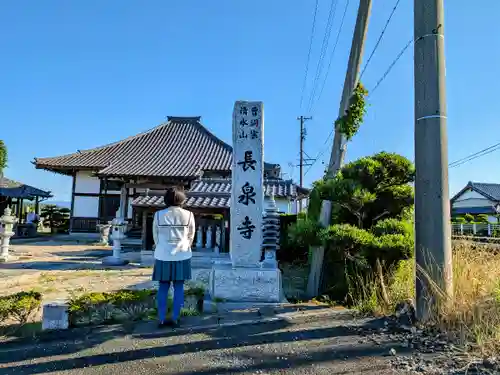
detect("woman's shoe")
(158, 319), (179, 328)
(158, 321), (169, 328)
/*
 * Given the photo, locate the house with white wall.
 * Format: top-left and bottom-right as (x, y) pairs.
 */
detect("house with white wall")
(450, 181), (500, 222)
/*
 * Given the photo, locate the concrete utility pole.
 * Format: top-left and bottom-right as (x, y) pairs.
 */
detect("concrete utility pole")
(297, 115), (312, 212)
(297, 115), (312, 188)
(326, 0), (372, 178)
(414, 0), (453, 320)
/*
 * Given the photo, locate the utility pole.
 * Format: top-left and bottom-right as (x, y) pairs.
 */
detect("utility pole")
(297, 115), (313, 212)
(414, 0), (452, 321)
(297, 115), (313, 188)
(326, 0), (372, 178)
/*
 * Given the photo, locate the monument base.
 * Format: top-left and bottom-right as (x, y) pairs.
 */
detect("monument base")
(210, 265), (282, 303)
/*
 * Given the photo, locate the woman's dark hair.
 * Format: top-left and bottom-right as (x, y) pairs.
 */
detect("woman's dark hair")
(164, 186), (186, 208)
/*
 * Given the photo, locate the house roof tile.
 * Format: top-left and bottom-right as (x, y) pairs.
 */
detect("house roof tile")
(470, 182), (500, 201)
(131, 178), (308, 209)
(34, 116), (280, 178)
(451, 181), (500, 203)
(0, 176), (52, 199)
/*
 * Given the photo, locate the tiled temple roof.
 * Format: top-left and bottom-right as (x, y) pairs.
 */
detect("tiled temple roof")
(0, 176), (52, 199)
(132, 178), (309, 209)
(34, 116), (280, 178)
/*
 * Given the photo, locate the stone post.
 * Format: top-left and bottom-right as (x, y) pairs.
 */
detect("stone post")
(229, 101), (264, 267)
(210, 101), (282, 303)
(0, 207), (18, 262)
(102, 215), (129, 266)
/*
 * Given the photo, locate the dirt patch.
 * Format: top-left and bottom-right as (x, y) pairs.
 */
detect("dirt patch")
(1, 241), (153, 301)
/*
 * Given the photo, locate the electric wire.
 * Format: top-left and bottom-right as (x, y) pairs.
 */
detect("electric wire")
(306, 0), (339, 113)
(313, 0), (351, 112)
(299, 0), (320, 109)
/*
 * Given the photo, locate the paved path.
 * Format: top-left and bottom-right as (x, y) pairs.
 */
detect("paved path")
(0, 315), (410, 374)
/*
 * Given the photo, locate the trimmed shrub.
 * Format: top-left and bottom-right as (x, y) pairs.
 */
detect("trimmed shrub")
(68, 290), (156, 326)
(278, 214), (309, 264)
(0, 291), (42, 325)
(452, 216), (466, 224)
(371, 218), (413, 237)
(465, 213), (475, 223)
(287, 218), (322, 249)
(68, 288), (203, 327)
(475, 214), (490, 223)
(317, 223), (413, 302)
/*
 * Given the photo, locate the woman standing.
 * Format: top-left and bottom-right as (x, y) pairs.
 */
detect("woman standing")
(152, 186), (195, 327)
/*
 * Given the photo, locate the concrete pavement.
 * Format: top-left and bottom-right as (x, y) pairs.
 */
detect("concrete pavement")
(0, 314), (411, 374)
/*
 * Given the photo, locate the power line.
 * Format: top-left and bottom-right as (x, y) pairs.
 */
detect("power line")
(304, 128), (335, 177)
(449, 142), (500, 169)
(306, 0), (339, 112)
(313, 0), (351, 111)
(359, 0), (403, 79)
(449, 142), (500, 167)
(368, 37), (413, 95)
(299, 0), (320, 110)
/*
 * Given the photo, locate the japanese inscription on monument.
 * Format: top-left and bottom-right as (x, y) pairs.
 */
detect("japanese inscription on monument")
(230, 101), (264, 267)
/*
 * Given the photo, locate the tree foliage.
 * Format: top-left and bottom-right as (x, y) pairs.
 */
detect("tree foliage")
(0, 140), (7, 173)
(289, 151), (415, 302)
(40, 205), (70, 233)
(314, 152), (415, 228)
(335, 83), (368, 140)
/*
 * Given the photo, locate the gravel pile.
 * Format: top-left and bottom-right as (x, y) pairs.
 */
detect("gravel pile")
(350, 301), (500, 374)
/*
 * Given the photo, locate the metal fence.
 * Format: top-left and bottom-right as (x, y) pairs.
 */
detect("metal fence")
(451, 223), (500, 237)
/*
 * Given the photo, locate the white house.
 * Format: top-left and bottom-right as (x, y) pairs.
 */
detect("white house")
(450, 181), (500, 222)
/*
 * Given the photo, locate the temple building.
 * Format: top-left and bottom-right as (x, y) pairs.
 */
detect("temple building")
(34, 116), (308, 252)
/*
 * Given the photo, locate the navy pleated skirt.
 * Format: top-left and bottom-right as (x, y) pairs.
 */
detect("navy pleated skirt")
(152, 258), (192, 282)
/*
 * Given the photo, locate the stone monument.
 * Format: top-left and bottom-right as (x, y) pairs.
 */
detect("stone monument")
(210, 101), (282, 302)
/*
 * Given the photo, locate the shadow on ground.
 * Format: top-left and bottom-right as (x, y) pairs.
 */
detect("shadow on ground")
(0, 259), (141, 271)
(0, 316), (413, 374)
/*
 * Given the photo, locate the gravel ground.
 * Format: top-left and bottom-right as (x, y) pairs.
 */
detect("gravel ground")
(0, 315), (409, 375)
(0, 309), (498, 374)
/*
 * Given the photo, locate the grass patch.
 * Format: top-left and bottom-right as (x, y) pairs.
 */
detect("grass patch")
(350, 240), (500, 355)
(38, 273), (57, 283)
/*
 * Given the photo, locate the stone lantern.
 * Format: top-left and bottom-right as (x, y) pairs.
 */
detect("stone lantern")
(261, 193), (279, 269)
(0, 207), (18, 262)
(102, 215), (129, 266)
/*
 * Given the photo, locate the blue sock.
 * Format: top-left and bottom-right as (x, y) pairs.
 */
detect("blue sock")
(172, 281), (184, 321)
(157, 281), (171, 322)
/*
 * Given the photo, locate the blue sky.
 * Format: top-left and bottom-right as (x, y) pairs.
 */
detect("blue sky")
(1, 1), (498, 201)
